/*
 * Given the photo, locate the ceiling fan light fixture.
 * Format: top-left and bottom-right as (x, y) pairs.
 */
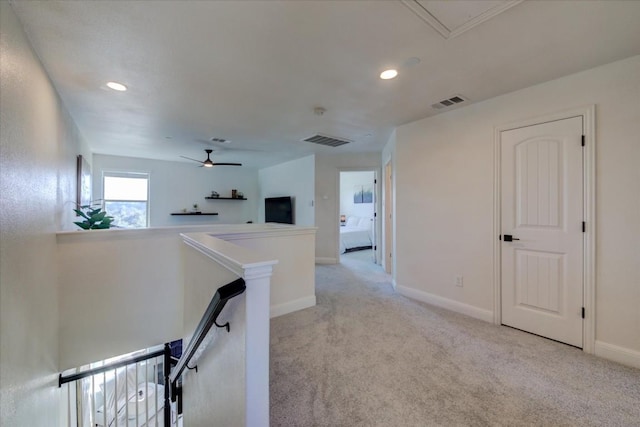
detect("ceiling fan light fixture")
(179, 149), (242, 167)
(380, 69), (398, 80)
(106, 81), (127, 91)
(203, 149), (214, 167)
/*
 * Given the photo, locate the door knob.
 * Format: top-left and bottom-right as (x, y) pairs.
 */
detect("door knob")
(503, 234), (520, 242)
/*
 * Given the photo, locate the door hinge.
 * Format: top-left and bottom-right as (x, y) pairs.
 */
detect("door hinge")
(581, 307), (585, 319)
(374, 245), (377, 250)
(498, 235), (502, 241)
(374, 179), (377, 184)
(374, 212), (377, 217)
(581, 135), (585, 147)
(582, 221), (586, 232)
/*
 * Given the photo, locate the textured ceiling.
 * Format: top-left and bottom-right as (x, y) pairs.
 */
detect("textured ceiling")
(10, 0), (640, 168)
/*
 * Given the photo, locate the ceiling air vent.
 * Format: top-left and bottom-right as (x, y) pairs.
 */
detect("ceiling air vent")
(431, 95), (467, 110)
(211, 137), (230, 144)
(302, 134), (352, 147)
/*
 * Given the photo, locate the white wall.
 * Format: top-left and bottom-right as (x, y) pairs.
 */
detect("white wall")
(222, 227), (317, 317)
(179, 243), (246, 427)
(0, 3), (90, 425)
(258, 155), (315, 226)
(315, 153), (381, 264)
(92, 154), (259, 227)
(340, 171), (375, 219)
(56, 228), (188, 370)
(56, 224), (316, 369)
(390, 56), (640, 365)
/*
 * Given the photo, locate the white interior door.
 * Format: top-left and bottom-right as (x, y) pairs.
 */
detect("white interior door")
(384, 161), (393, 273)
(501, 116), (584, 348)
(372, 174), (377, 263)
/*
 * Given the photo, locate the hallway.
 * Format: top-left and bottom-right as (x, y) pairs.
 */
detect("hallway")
(269, 256), (640, 426)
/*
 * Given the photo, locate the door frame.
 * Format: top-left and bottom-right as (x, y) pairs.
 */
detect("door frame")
(384, 158), (393, 275)
(492, 105), (596, 353)
(337, 167), (381, 264)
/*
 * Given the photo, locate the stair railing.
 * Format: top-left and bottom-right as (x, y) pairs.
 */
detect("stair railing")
(59, 345), (177, 427)
(168, 277), (246, 392)
(58, 277), (246, 427)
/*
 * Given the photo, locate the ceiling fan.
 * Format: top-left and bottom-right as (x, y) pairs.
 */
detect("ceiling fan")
(180, 149), (242, 168)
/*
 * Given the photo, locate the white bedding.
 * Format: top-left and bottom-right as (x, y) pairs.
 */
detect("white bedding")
(340, 216), (372, 253)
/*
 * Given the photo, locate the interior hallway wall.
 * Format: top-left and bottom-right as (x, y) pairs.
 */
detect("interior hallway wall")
(0, 3), (90, 424)
(390, 55), (640, 366)
(93, 154), (259, 227)
(258, 155), (315, 226)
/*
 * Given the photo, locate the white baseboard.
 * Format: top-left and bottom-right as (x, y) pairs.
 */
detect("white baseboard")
(396, 285), (494, 323)
(270, 295), (316, 318)
(315, 257), (337, 265)
(594, 340), (640, 369)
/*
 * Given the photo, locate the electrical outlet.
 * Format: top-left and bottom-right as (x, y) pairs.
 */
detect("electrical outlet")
(455, 275), (464, 287)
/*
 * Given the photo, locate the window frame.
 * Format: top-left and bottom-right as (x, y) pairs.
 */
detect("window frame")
(102, 171), (150, 228)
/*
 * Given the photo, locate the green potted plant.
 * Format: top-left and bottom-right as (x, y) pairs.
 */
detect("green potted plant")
(73, 203), (114, 230)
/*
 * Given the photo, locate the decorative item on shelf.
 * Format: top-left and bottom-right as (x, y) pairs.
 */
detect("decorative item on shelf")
(73, 203), (114, 230)
(210, 191), (219, 198)
(231, 189), (237, 198)
(340, 214), (346, 226)
(192, 203), (200, 213)
(236, 191), (244, 199)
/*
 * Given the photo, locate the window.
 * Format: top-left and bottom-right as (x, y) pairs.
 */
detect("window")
(103, 172), (149, 228)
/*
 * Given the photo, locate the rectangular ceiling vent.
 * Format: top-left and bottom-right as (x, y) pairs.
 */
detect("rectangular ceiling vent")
(431, 95), (468, 110)
(302, 134), (352, 147)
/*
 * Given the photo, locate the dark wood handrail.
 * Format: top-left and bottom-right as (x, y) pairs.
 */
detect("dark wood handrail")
(169, 277), (246, 386)
(58, 277), (246, 427)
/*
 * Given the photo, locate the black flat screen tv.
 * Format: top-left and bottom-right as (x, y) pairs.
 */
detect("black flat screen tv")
(265, 196), (294, 224)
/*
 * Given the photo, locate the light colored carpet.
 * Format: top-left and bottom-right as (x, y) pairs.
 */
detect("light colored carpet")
(270, 251), (640, 426)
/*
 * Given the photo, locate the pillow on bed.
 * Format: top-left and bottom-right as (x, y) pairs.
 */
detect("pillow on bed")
(345, 216), (360, 228)
(359, 217), (371, 228)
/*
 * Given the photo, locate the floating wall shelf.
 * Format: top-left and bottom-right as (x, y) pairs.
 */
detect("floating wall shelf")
(171, 212), (219, 216)
(204, 197), (247, 201)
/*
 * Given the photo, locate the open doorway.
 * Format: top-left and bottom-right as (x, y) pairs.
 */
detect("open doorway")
(338, 170), (376, 264)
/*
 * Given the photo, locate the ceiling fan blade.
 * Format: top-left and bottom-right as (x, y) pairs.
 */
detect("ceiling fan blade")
(211, 162), (242, 166)
(180, 155), (205, 164)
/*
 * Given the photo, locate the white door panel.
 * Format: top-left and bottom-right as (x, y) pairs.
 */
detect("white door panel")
(501, 116), (583, 347)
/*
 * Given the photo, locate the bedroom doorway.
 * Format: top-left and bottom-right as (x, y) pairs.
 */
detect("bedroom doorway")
(339, 170), (377, 264)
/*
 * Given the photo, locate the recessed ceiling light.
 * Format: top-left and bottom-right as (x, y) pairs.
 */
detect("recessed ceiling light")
(106, 81), (127, 91)
(379, 69), (398, 80)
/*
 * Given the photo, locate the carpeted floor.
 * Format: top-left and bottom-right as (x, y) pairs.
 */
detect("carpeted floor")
(270, 250), (640, 426)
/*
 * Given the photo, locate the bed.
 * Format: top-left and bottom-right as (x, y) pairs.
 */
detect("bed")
(340, 216), (373, 253)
